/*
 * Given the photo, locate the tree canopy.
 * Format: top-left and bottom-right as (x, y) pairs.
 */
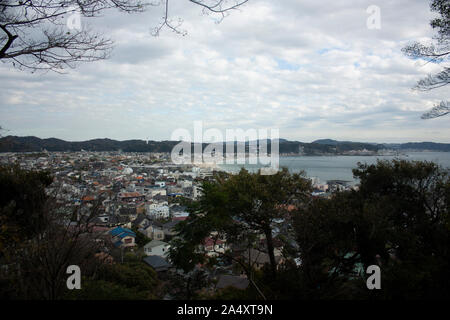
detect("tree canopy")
(169, 168), (312, 298)
(0, 164), (114, 299)
(291, 159), (450, 299)
(171, 160), (450, 300)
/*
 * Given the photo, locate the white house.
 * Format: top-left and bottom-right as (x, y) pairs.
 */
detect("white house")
(143, 240), (170, 258)
(172, 210), (189, 219)
(147, 200), (169, 211)
(202, 237), (228, 257)
(151, 188), (167, 197)
(155, 181), (166, 188)
(180, 180), (192, 188)
(147, 204), (170, 219)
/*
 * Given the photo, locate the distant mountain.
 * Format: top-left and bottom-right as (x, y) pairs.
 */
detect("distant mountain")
(313, 139), (341, 145)
(0, 136), (179, 153)
(0, 136), (449, 154)
(313, 139), (378, 146)
(311, 139), (382, 153)
(397, 142), (450, 152)
(313, 139), (450, 152)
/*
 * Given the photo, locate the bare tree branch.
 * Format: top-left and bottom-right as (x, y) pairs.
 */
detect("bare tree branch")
(0, 0), (249, 72)
(402, 0), (449, 112)
(0, 0), (147, 72)
(151, 0), (248, 36)
(421, 100), (450, 119)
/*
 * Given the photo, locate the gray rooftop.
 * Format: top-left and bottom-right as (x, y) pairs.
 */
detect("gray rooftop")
(143, 255), (172, 270)
(144, 239), (168, 248)
(216, 275), (249, 290)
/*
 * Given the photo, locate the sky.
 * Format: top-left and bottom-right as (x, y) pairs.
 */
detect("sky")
(0, 0), (449, 143)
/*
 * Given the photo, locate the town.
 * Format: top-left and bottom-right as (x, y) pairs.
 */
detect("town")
(0, 150), (356, 298)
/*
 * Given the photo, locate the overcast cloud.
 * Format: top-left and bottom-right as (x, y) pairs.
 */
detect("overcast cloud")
(0, 0), (449, 143)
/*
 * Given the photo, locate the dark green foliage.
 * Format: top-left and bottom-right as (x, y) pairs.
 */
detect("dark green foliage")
(0, 165), (53, 249)
(208, 160), (450, 300)
(293, 192), (386, 299)
(286, 159), (450, 299)
(212, 286), (257, 300)
(131, 226), (151, 248)
(98, 262), (159, 293)
(64, 262), (160, 300)
(0, 166), (168, 300)
(169, 236), (207, 273)
(64, 279), (150, 300)
(164, 269), (210, 300)
(170, 168), (311, 277)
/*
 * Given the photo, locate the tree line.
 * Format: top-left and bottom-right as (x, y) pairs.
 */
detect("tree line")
(170, 160), (450, 299)
(0, 158), (449, 299)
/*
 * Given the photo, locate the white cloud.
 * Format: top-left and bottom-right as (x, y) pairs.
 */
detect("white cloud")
(0, 0), (448, 143)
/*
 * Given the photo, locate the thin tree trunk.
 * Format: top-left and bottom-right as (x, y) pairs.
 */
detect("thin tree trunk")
(264, 228), (277, 278)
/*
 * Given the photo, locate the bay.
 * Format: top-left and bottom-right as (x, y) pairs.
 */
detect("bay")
(218, 152), (450, 185)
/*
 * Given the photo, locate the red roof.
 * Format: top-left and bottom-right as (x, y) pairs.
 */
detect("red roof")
(172, 216), (188, 222)
(120, 192), (143, 198)
(91, 226), (110, 233)
(204, 237), (224, 246)
(276, 204), (297, 212)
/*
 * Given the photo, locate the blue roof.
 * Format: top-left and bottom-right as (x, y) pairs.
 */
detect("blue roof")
(109, 227), (136, 238)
